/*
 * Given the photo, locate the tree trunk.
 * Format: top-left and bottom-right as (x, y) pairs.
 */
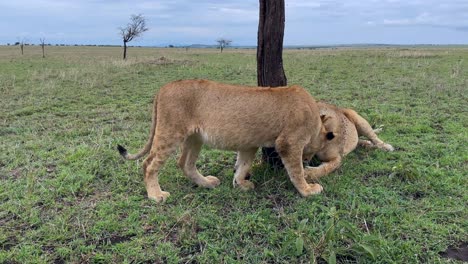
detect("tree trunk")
(257, 0), (287, 167)
(41, 44), (45, 58)
(123, 41), (127, 60)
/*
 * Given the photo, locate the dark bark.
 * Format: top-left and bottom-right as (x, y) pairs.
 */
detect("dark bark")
(257, 0), (287, 167)
(40, 39), (45, 58)
(123, 41), (127, 60)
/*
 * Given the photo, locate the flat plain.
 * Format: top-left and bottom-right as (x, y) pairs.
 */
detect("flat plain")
(0, 45), (467, 263)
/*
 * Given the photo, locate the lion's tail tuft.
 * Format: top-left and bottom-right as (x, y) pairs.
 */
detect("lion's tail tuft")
(117, 144), (128, 159)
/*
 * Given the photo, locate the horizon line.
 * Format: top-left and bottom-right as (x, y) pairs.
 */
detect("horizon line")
(3, 43), (468, 48)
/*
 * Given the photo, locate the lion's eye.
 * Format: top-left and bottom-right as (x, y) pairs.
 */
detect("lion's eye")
(326, 132), (335, 140)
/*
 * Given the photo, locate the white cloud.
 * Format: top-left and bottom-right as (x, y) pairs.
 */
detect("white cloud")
(383, 12), (434, 26)
(383, 18), (411, 26)
(286, 1), (322, 8)
(208, 6), (258, 23)
(0, 0), (80, 10)
(135, 2), (169, 11)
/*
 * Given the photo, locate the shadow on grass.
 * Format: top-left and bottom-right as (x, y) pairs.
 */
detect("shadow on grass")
(440, 242), (468, 262)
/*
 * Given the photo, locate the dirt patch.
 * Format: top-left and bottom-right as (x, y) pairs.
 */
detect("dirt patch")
(53, 257), (66, 264)
(164, 228), (179, 244)
(1, 236), (18, 251)
(412, 191), (424, 199)
(106, 234), (135, 245)
(430, 122), (444, 131)
(388, 50), (441, 59)
(162, 212), (199, 247)
(440, 242), (468, 262)
(179, 242), (205, 261)
(87, 234), (135, 247)
(0, 213), (19, 226)
(42, 244), (55, 253)
(358, 219), (374, 233)
(362, 170), (391, 182)
(46, 164), (57, 174)
(405, 190), (426, 200)
(267, 194), (292, 214)
(10, 168), (22, 179)
(144, 56), (193, 66)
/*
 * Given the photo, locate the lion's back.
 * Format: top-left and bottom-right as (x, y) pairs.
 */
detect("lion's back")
(155, 80), (321, 150)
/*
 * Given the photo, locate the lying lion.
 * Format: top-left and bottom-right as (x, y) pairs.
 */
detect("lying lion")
(305, 102), (394, 181)
(118, 79), (332, 202)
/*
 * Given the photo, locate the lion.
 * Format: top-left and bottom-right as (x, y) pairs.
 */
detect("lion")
(305, 102), (394, 181)
(117, 79), (332, 203)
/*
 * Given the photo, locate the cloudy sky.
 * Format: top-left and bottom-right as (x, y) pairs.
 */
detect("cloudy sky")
(1, 0), (468, 46)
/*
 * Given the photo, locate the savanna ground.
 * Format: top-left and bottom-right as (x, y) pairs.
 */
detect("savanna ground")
(0, 45), (467, 263)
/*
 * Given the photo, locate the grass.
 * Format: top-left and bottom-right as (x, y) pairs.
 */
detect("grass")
(0, 45), (467, 263)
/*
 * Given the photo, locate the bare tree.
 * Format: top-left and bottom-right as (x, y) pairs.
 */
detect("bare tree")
(119, 14), (149, 59)
(216, 38), (232, 53)
(257, 0), (287, 167)
(39, 38), (46, 58)
(17, 37), (27, 55)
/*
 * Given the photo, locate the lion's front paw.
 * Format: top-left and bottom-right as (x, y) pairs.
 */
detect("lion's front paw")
(299, 183), (323, 197)
(203, 176), (221, 188)
(235, 180), (255, 191)
(383, 143), (394, 151)
(148, 191), (171, 203)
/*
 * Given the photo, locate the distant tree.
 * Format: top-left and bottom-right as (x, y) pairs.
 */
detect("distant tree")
(119, 14), (149, 59)
(39, 38), (46, 58)
(17, 38), (27, 55)
(216, 38), (232, 53)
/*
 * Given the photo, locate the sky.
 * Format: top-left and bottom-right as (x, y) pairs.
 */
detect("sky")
(1, 0), (468, 46)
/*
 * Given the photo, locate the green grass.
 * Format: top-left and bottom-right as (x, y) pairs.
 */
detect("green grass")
(0, 45), (467, 263)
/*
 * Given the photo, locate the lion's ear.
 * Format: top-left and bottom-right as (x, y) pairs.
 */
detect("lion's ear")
(320, 114), (331, 123)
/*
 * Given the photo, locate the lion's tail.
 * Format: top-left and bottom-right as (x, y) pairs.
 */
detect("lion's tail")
(117, 95), (158, 160)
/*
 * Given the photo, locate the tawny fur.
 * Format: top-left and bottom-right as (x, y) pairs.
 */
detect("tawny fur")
(118, 79), (329, 203)
(305, 102), (394, 181)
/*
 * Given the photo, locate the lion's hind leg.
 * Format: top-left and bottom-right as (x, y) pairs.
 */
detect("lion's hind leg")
(233, 149), (257, 191)
(143, 132), (184, 203)
(357, 139), (374, 148)
(178, 135), (220, 188)
(343, 109), (394, 152)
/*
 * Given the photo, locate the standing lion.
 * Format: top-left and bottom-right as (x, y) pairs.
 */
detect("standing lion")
(118, 80), (332, 202)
